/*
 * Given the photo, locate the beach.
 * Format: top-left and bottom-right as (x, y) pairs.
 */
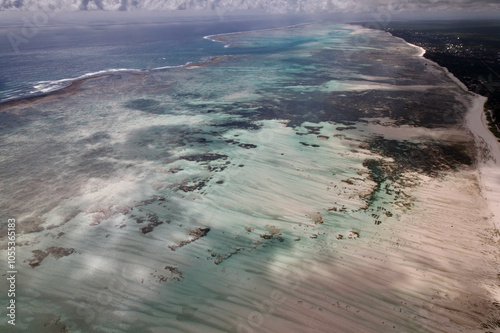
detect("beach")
(1, 21), (500, 332)
(467, 95), (500, 230)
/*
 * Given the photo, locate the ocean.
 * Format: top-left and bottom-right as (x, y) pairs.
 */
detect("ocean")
(0, 14), (313, 102)
(1, 14), (497, 333)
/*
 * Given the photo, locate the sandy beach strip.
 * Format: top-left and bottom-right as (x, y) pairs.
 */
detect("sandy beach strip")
(2, 26), (500, 332)
(395, 33), (500, 229)
(466, 94), (500, 230)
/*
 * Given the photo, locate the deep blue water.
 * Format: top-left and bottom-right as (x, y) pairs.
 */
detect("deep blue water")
(0, 14), (478, 333)
(0, 14), (312, 102)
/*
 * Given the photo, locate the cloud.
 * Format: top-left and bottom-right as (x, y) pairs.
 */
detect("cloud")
(0, 0), (499, 15)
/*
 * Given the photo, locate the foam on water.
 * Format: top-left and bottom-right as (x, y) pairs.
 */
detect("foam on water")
(30, 68), (145, 95)
(0, 21), (488, 332)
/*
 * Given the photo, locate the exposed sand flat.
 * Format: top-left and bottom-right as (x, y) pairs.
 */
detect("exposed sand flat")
(466, 95), (500, 230)
(406, 42), (427, 57)
(224, 171), (500, 333)
(5, 119), (499, 333)
(322, 81), (456, 92)
(2, 22), (500, 333)
(355, 119), (471, 142)
(225, 139), (500, 332)
(231, 32), (500, 333)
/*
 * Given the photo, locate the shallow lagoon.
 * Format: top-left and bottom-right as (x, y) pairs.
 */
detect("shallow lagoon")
(1, 19), (497, 333)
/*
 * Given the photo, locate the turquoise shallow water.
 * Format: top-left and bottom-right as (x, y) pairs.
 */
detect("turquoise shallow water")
(0, 20), (474, 332)
(0, 15), (312, 102)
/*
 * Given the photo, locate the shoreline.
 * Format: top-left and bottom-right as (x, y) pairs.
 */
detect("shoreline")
(385, 29), (471, 93)
(393, 31), (500, 231)
(466, 94), (500, 230)
(1, 22), (500, 332)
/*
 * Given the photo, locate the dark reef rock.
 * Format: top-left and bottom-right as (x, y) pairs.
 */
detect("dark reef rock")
(151, 266), (184, 282)
(366, 137), (474, 177)
(189, 227), (210, 238)
(362, 136), (474, 206)
(124, 98), (165, 114)
(259, 233), (284, 242)
(139, 213), (168, 234)
(178, 179), (207, 192)
(169, 227), (211, 251)
(238, 143), (257, 149)
(336, 126), (357, 131)
(180, 153), (228, 162)
(27, 247), (75, 268)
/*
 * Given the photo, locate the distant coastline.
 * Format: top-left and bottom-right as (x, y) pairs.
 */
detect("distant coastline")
(2, 20), (500, 333)
(372, 20), (500, 141)
(380, 22), (500, 231)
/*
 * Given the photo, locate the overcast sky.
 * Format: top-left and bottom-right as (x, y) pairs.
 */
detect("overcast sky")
(1, 0), (500, 19)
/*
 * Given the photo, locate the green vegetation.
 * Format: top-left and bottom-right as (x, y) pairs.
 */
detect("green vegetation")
(485, 100), (500, 140)
(362, 20), (500, 140)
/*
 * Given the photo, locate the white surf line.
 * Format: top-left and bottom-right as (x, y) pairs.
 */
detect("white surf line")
(30, 68), (144, 95)
(203, 22), (314, 46)
(151, 61), (193, 70)
(389, 31), (471, 94)
(377, 27), (427, 58)
(406, 41), (426, 57)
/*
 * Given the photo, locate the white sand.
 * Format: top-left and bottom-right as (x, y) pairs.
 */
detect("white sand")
(466, 94), (500, 230)
(322, 80), (455, 92)
(2, 25), (500, 333)
(7, 118), (500, 333)
(406, 41), (427, 57)
(249, 170), (500, 333)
